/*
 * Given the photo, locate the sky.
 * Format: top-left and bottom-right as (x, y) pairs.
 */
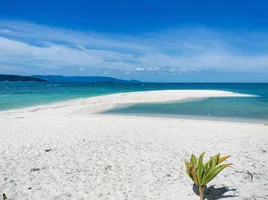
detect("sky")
(0, 0), (268, 82)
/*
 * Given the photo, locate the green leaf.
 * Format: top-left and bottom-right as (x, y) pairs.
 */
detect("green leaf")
(215, 153), (221, 164)
(219, 155), (231, 164)
(190, 154), (197, 165)
(197, 152), (205, 184)
(201, 163), (231, 186)
(204, 158), (212, 169)
(211, 154), (220, 168)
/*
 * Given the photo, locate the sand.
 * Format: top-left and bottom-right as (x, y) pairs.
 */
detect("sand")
(0, 90), (267, 200)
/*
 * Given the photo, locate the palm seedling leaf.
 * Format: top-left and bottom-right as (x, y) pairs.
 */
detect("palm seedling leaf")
(201, 163), (232, 186)
(197, 152), (205, 184)
(219, 155), (231, 164)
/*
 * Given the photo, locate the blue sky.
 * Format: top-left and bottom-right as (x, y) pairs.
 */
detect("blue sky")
(0, 0), (268, 82)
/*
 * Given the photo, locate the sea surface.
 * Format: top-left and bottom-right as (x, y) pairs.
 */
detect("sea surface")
(0, 82), (268, 122)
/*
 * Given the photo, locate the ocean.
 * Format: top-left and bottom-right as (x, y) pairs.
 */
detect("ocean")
(0, 82), (268, 122)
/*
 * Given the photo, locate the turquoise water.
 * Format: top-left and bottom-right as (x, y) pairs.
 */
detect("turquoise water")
(104, 97), (268, 122)
(1, 82), (268, 121)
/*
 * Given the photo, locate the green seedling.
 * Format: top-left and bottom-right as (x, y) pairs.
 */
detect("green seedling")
(185, 152), (231, 200)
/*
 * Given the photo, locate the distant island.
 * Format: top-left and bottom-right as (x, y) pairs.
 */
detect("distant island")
(0, 74), (46, 82)
(32, 75), (140, 83)
(0, 74), (140, 83)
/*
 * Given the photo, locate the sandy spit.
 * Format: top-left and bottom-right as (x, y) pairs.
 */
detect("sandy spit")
(0, 90), (267, 200)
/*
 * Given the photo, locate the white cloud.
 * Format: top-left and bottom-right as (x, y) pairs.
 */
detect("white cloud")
(136, 67), (144, 72)
(0, 20), (268, 77)
(78, 68), (84, 71)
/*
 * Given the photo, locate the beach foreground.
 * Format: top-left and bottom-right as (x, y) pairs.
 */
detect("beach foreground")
(0, 90), (267, 200)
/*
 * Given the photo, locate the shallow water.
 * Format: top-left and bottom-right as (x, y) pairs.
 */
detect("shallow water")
(103, 97), (268, 122)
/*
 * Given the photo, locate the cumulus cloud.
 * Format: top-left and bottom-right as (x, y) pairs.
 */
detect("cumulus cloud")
(0, 20), (268, 80)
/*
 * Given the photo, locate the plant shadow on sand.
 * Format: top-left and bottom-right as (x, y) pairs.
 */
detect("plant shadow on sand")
(193, 184), (237, 200)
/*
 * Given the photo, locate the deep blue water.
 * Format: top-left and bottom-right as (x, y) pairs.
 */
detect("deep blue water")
(0, 82), (268, 121)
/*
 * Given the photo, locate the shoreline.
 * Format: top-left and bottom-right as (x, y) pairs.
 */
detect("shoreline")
(0, 89), (255, 114)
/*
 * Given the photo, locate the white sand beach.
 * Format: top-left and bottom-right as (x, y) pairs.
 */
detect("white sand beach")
(0, 90), (267, 200)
